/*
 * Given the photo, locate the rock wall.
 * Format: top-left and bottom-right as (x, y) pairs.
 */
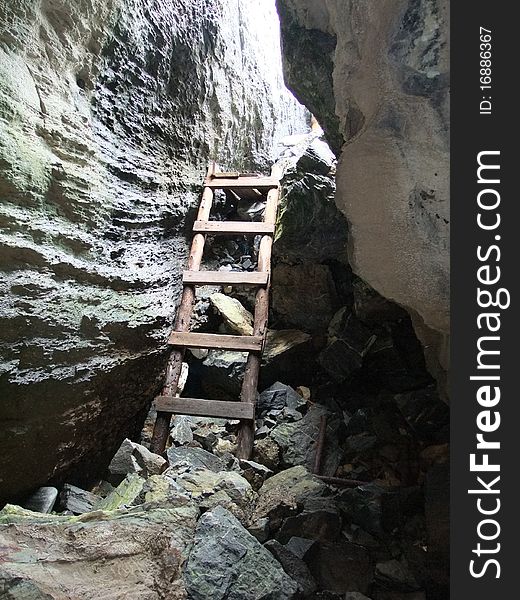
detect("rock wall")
(0, 0), (307, 503)
(277, 0), (449, 392)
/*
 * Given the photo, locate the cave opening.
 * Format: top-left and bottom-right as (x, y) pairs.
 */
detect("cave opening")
(0, 1), (449, 598)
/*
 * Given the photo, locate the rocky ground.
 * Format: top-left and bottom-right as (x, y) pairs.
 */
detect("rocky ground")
(0, 376), (448, 599)
(0, 136), (449, 599)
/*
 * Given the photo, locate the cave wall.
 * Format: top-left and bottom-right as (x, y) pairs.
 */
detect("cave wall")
(0, 0), (307, 502)
(277, 0), (449, 392)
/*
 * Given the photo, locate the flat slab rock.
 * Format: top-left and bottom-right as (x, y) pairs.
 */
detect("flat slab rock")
(59, 483), (101, 514)
(0, 502), (198, 599)
(184, 506), (298, 600)
(210, 292), (254, 336)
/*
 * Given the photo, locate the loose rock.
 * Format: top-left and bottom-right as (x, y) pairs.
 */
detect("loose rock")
(59, 484), (101, 514)
(95, 474), (146, 511)
(0, 502), (198, 598)
(375, 559), (420, 592)
(269, 404), (344, 476)
(210, 293), (254, 335)
(239, 459), (273, 491)
(265, 539), (317, 596)
(166, 446), (226, 475)
(109, 439), (166, 480)
(184, 506), (298, 600)
(257, 381), (307, 417)
(22, 487), (58, 514)
(307, 540), (373, 595)
(170, 416), (194, 445)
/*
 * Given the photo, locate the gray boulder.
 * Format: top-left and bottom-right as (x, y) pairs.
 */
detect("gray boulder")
(269, 404), (344, 476)
(277, 506), (342, 544)
(318, 308), (377, 382)
(166, 446), (226, 475)
(252, 466), (329, 536)
(239, 459), (274, 491)
(198, 330), (312, 399)
(265, 539), (317, 596)
(257, 382), (307, 417)
(295, 137), (336, 175)
(184, 506), (298, 599)
(170, 416), (194, 446)
(94, 474), (146, 511)
(306, 540), (373, 594)
(109, 439), (166, 480)
(272, 263), (339, 333)
(175, 469), (256, 523)
(59, 484), (100, 514)
(375, 559), (421, 592)
(274, 167), (346, 265)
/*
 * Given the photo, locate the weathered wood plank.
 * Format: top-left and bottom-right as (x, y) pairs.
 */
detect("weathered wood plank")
(183, 270), (268, 286)
(193, 221), (275, 235)
(229, 188), (264, 201)
(168, 331), (263, 351)
(154, 397), (255, 420)
(211, 171), (240, 179)
(206, 176), (279, 189)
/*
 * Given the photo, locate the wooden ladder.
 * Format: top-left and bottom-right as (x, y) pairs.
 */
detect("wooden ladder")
(150, 163), (281, 459)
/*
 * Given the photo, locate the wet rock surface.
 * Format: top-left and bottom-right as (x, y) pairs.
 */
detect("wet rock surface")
(0, 129), (449, 599)
(0, 0), (307, 502)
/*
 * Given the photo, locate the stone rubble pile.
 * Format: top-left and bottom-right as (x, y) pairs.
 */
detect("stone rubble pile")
(1, 373), (448, 599)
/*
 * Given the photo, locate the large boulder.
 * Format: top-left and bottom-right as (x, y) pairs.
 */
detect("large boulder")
(269, 404), (344, 476)
(0, 502), (198, 599)
(318, 307), (377, 382)
(0, 0), (307, 503)
(272, 263), (340, 332)
(251, 465), (330, 535)
(184, 505), (298, 599)
(277, 0), (450, 390)
(274, 144), (347, 266)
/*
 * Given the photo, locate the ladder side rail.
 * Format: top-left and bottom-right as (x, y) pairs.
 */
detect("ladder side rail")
(236, 185), (280, 458)
(150, 185), (214, 454)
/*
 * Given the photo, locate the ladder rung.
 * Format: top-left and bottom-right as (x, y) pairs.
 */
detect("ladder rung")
(211, 171), (240, 179)
(206, 176), (278, 190)
(154, 396), (255, 420)
(193, 221), (275, 235)
(168, 331), (263, 351)
(183, 270), (269, 286)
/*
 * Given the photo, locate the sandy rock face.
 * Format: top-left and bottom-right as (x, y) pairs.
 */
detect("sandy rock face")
(277, 0), (450, 389)
(0, 0), (307, 502)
